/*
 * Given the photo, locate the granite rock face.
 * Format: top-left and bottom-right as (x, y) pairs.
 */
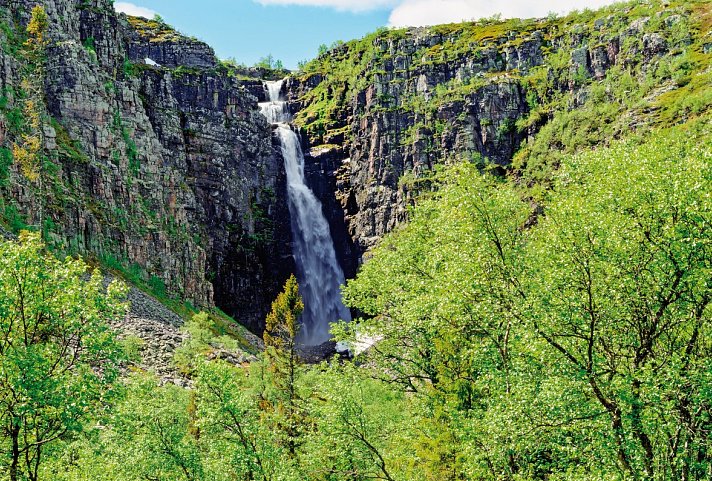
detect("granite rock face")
(124, 16), (218, 69)
(286, 30), (536, 255)
(286, 8), (680, 258)
(0, 0), (293, 333)
(0, 0), (691, 338)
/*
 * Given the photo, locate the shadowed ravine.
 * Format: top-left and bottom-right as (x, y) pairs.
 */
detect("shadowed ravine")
(259, 80), (352, 345)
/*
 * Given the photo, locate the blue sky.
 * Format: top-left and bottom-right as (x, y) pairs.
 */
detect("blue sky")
(115, 0), (619, 69)
(115, 1), (390, 69)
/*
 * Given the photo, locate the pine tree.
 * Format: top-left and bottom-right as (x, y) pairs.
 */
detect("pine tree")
(263, 274), (304, 457)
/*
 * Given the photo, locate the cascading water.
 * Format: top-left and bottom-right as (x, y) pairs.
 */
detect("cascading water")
(259, 80), (352, 345)
(260, 81), (290, 124)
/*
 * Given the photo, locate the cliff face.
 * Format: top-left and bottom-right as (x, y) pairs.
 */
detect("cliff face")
(0, 0), (293, 332)
(0, 0), (708, 334)
(287, 0), (708, 258)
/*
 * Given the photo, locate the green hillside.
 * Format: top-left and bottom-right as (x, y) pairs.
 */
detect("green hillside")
(0, 0), (709, 480)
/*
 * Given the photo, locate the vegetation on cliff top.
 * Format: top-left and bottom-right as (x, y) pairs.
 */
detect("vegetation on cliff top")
(126, 15), (198, 44)
(292, 0), (711, 187)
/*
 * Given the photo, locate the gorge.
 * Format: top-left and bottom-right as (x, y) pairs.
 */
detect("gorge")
(260, 80), (351, 345)
(0, 0), (709, 479)
(0, 0), (709, 342)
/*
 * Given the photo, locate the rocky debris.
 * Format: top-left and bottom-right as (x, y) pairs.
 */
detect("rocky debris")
(206, 348), (256, 366)
(126, 287), (184, 327)
(111, 287), (260, 384)
(239, 328), (266, 352)
(297, 341), (338, 364)
(109, 287), (188, 384)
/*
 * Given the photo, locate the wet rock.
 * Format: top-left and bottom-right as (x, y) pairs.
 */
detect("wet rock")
(297, 341), (338, 364)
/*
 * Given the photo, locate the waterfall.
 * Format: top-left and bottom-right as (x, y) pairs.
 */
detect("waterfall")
(259, 80), (290, 124)
(259, 80), (352, 345)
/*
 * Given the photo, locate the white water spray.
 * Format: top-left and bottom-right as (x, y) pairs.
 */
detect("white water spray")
(259, 80), (351, 345)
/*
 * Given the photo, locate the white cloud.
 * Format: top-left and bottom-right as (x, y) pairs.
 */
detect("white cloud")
(114, 2), (158, 19)
(255, 0), (398, 12)
(254, 0), (620, 24)
(389, 0), (620, 27)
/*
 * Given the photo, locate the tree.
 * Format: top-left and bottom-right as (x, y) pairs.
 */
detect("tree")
(196, 362), (280, 481)
(302, 363), (405, 481)
(524, 132), (711, 480)
(103, 375), (204, 481)
(263, 275), (304, 457)
(0, 232), (128, 481)
(341, 124), (711, 480)
(255, 54), (284, 70)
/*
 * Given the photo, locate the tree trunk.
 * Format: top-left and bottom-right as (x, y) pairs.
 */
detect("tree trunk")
(631, 379), (654, 478)
(10, 423), (20, 481)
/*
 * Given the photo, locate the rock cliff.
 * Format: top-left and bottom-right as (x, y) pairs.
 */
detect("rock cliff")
(0, 0), (293, 332)
(0, 0), (708, 336)
(287, 0), (707, 258)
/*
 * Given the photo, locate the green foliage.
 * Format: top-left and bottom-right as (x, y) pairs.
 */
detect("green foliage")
(51, 118), (89, 164)
(0, 232), (128, 481)
(0, 16), (23, 57)
(0, 202), (29, 232)
(123, 131), (140, 175)
(126, 15), (185, 43)
(264, 274), (303, 353)
(82, 36), (95, 52)
(0, 146), (11, 186)
(120, 334), (145, 362)
(122, 57), (138, 78)
(50, 374), (204, 481)
(251, 53), (289, 80)
(263, 275), (305, 456)
(195, 361), (287, 481)
(82, 36), (97, 63)
(301, 362), (408, 481)
(148, 274), (166, 298)
(2, 102), (25, 135)
(341, 123), (712, 480)
(173, 311), (242, 372)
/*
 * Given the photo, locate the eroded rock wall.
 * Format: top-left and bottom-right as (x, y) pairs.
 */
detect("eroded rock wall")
(286, 4), (691, 258)
(0, 0), (293, 332)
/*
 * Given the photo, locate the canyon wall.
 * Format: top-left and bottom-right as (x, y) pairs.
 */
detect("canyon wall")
(0, 0), (704, 332)
(286, 1), (698, 257)
(0, 0), (293, 331)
